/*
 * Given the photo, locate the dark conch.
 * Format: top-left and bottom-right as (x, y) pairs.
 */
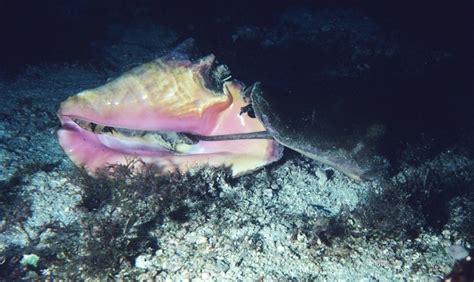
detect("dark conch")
(250, 83), (383, 181)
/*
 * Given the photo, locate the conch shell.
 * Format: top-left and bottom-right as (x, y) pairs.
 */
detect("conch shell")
(57, 39), (283, 177)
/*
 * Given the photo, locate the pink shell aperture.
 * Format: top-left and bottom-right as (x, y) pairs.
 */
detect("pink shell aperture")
(57, 48), (282, 177)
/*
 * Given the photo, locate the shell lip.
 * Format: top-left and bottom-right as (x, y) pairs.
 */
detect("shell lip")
(58, 114), (195, 155)
(58, 114), (276, 155)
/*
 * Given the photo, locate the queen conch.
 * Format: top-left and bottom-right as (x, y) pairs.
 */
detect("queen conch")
(57, 39), (283, 177)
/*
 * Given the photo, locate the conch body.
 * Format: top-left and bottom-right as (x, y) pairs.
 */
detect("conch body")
(57, 41), (282, 177)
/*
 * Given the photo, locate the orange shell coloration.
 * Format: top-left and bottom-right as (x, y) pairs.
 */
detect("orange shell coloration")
(59, 55), (231, 134)
(57, 52), (283, 177)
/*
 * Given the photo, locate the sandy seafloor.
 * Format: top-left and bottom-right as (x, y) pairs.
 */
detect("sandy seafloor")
(0, 7), (473, 281)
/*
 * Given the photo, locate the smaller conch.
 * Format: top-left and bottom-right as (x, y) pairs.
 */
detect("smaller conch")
(57, 39), (283, 177)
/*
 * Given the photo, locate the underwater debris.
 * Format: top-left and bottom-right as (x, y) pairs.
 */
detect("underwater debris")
(353, 180), (424, 239)
(352, 148), (474, 241)
(43, 163), (232, 279)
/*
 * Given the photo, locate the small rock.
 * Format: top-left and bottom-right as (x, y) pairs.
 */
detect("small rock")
(135, 254), (153, 269)
(20, 254), (39, 268)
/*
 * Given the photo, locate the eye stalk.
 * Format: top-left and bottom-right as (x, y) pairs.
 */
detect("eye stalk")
(240, 104), (256, 118)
